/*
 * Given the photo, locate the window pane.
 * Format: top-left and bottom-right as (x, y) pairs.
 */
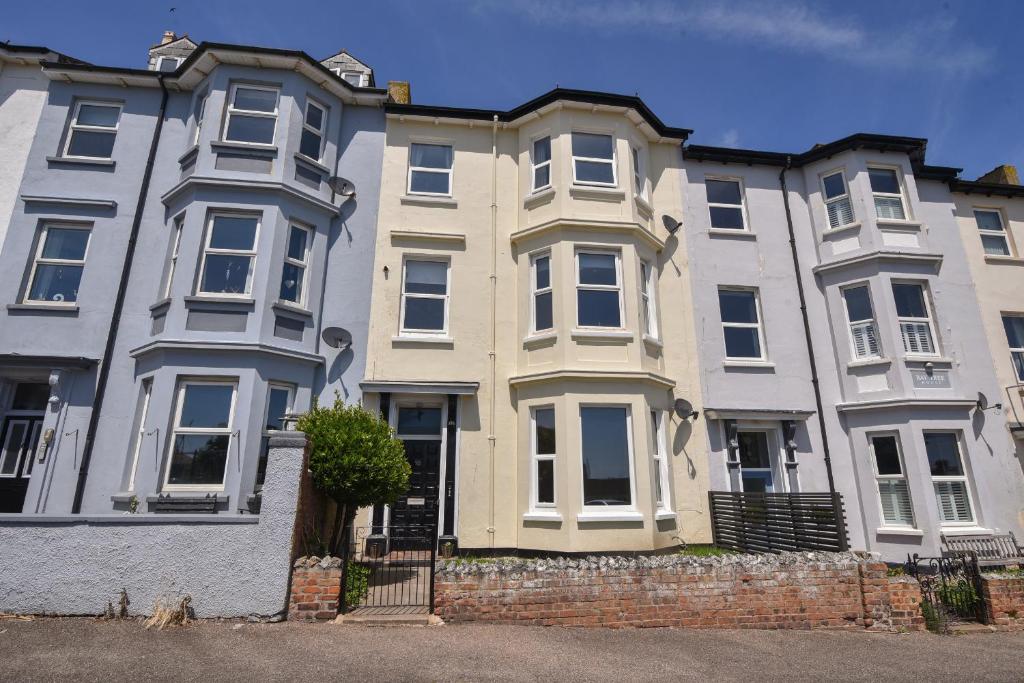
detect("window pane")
(533, 136), (551, 164)
(233, 87), (277, 112)
(706, 179), (742, 205)
(1003, 315), (1024, 349)
(892, 283), (927, 318)
(822, 173), (846, 200)
(1013, 351), (1024, 382)
(210, 215), (258, 250)
(580, 407), (631, 506)
(981, 234), (1010, 256)
(299, 129), (322, 159)
(405, 261), (447, 294)
(974, 210), (1003, 231)
(12, 383), (49, 411)
(868, 168), (901, 194)
(535, 407), (556, 454)
(935, 480), (973, 523)
(67, 130), (116, 158)
(403, 297), (446, 330)
(571, 133), (613, 160)
(578, 253), (617, 285)
(168, 434), (229, 485)
(41, 228), (89, 260)
(225, 115), (275, 144)
(879, 480), (913, 525)
(28, 264), (83, 303)
(533, 164), (550, 189)
(537, 459), (554, 505)
(535, 256), (550, 290)
(410, 143), (452, 169)
(738, 432), (770, 469)
(0, 423), (26, 475)
(640, 262), (649, 295)
(871, 436), (902, 475)
(265, 388), (291, 431)
(577, 290), (621, 327)
(76, 104), (119, 127)
(843, 286), (874, 323)
(718, 290), (758, 324)
(741, 471), (772, 493)
(279, 263), (304, 302)
(305, 103), (324, 130)
(201, 254), (252, 293)
(409, 169), (451, 194)
(724, 327), (761, 358)
(287, 226), (309, 261)
(826, 197), (854, 228)
(925, 433), (964, 476)
(342, 73), (361, 86)
(179, 384), (233, 429)
(158, 57), (178, 73)
(534, 292), (553, 331)
(874, 196), (906, 220)
(396, 407), (442, 435)
(709, 206), (745, 230)
(574, 160), (614, 184)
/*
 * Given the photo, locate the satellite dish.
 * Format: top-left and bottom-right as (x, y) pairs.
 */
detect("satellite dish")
(977, 392), (989, 411)
(662, 214), (683, 235)
(674, 398), (699, 420)
(327, 176), (356, 197)
(321, 326), (353, 351)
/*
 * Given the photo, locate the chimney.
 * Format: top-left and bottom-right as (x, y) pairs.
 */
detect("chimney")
(161, 30), (176, 45)
(977, 164), (1020, 186)
(387, 81), (411, 105)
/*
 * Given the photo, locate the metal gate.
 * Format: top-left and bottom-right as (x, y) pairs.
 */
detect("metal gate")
(905, 552), (986, 631)
(340, 522), (438, 614)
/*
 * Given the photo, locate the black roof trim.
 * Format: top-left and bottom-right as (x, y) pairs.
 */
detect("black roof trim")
(950, 179), (1024, 198)
(685, 133), (930, 170)
(0, 354), (97, 369)
(916, 164), (963, 182)
(2, 42), (87, 65)
(386, 88), (692, 140)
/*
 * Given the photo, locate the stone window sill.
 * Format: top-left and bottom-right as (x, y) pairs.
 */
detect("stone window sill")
(400, 194), (458, 208)
(46, 155), (116, 168)
(569, 185), (626, 202)
(821, 221), (862, 238)
(635, 194), (653, 218)
(903, 355), (954, 365)
(523, 331), (557, 348)
(571, 328), (634, 343)
(642, 334), (664, 349)
(272, 300), (314, 318)
(211, 140), (278, 157)
(524, 186), (555, 209)
(576, 510), (644, 523)
(7, 303), (79, 315)
(294, 153), (331, 174)
(875, 526), (923, 537)
(177, 145), (199, 166)
(722, 359), (776, 369)
(875, 219), (923, 231)
(654, 510), (677, 521)
(939, 526), (994, 536)
(846, 357), (891, 369)
(523, 511), (562, 522)
(984, 255), (1024, 266)
(149, 298), (172, 314)
(392, 334), (454, 346)
(183, 295), (256, 309)
(708, 228), (756, 239)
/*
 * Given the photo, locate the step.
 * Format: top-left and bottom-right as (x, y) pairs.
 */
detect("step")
(334, 612), (442, 626)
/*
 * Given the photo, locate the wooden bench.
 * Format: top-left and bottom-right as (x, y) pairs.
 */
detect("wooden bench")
(942, 532), (1024, 567)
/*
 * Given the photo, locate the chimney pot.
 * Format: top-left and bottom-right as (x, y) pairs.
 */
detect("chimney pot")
(161, 30), (176, 45)
(387, 81), (411, 105)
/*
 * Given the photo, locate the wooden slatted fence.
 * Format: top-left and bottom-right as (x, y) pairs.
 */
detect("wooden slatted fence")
(708, 491), (849, 553)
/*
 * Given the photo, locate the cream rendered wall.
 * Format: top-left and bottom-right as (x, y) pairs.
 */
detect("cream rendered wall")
(0, 61), (48, 254)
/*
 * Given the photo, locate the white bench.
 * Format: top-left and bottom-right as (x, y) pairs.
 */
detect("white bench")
(942, 532), (1024, 568)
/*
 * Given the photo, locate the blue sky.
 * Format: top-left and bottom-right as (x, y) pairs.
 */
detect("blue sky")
(6, 0), (1021, 178)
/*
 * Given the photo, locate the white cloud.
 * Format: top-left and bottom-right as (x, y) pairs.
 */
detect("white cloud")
(719, 129), (740, 147)
(471, 0), (992, 77)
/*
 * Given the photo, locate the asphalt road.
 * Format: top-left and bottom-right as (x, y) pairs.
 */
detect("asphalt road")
(1, 618), (1022, 682)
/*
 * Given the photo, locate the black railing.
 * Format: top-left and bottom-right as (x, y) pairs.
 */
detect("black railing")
(905, 553), (986, 630)
(340, 522), (438, 614)
(708, 491), (849, 553)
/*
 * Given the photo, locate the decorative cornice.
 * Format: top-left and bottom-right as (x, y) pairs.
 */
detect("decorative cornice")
(508, 369), (675, 389)
(160, 176), (340, 215)
(812, 250), (943, 275)
(129, 340), (324, 365)
(511, 217), (665, 252)
(835, 397), (978, 414)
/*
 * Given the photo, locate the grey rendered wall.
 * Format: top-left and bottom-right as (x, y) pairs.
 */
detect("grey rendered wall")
(0, 62), (48, 253)
(0, 433), (306, 618)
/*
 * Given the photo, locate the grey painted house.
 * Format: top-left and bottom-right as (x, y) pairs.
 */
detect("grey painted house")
(0, 34), (387, 615)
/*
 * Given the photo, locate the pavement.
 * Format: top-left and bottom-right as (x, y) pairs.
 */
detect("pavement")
(1, 617), (1023, 682)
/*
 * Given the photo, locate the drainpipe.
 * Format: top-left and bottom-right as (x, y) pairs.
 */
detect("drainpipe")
(778, 157), (837, 495)
(72, 75), (169, 513)
(487, 114), (498, 547)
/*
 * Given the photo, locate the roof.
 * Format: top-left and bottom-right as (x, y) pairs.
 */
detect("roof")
(0, 42), (86, 66)
(386, 87), (692, 141)
(684, 133), (931, 169)
(148, 34), (197, 50)
(949, 179), (1024, 198)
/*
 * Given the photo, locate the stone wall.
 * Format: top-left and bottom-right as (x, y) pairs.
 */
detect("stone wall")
(982, 573), (1024, 630)
(289, 557), (342, 621)
(434, 552), (923, 631)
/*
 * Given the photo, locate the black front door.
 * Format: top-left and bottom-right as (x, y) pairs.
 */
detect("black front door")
(390, 439), (441, 531)
(0, 416), (43, 513)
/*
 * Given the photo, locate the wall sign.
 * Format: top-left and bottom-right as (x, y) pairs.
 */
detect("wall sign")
(910, 369), (951, 389)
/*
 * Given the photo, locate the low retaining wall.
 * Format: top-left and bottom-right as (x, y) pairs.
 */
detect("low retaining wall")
(435, 553), (922, 631)
(289, 556), (342, 621)
(0, 433), (308, 619)
(982, 573), (1024, 630)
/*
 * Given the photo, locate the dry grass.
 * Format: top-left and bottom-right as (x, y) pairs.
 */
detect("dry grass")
(143, 596), (193, 630)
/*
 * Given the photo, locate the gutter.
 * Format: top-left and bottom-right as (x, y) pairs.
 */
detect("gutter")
(71, 75), (169, 513)
(778, 157), (837, 495)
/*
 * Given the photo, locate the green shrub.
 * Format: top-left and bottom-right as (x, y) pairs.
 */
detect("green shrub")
(677, 545), (735, 557)
(345, 562), (371, 609)
(921, 600), (943, 633)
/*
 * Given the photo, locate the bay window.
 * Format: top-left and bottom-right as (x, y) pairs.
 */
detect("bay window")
(869, 434), (914, 527)
(279, 224), (312, 306)
(299, 99), (327, 161)
(576, 251), (622, 328)
(632, 146), (647, 199)
(531, 253), (553, 333)
(925, 432), (975, 525)
(165, 380), (237, 489)
(650, 410), (670, 511)
(580, 406), (633, 507)
(640, 260), (658, 338)
(222, 84), (279, 145)
(571, 132), (615, 186)
(531, 407), (556, 509)
(197, 213), (260, 296)
(532, 136), (551, 191)
(161, 215), (184, 299)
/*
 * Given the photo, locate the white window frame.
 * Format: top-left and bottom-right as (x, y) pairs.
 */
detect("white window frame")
(161, 214), (185, 300)
(924, 431), (977, 527)
(632, 145), (647, 199)
(163, 379), (238, 492)
(126, 378), (153, 491)
(530, 406), (557, 510)
(196, 212), (261, 298)
(650, 409), (671, 512)
(299, 98), (328, 162)
(892, 280), (939, 357)
(61, 100), (122, 160)
(337, 70), (367, 87)
(579, 404), (637, 512)
(531, 135), (552, 193)
(841, 283), (881, 360)
(24, 223), (92, 306)
(399, 256), (451, 336)
(868, 433), (915, 528)
(732, 426), (785, 493)
(156, 56), (181, 72)
(191, 90), (208, 146)
(575, 249), (624, 330)
(820, 169), (855, 230)
(530, 251), (553, 334)
(279, 223), (313, 307)
(868, 165), (910, 221)
(640, 259), (658, 339)
(571, 131), (617, 188)
(407, 141), (453, 197)
(974, 207), (1013, 256)
(718, 287), (767, 361)
(1002, 313), (1024, 382)
(221, 83), (279, 146)
(705, 176), (749, 231)
(257, 382), (295, 490)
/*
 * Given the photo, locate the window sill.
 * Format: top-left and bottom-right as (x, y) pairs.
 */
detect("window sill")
(211, 140), (278, 157)
(722, 359), (775, 369)
(183, 295), (256, 309)
(523, 511), (562, 522)
(571, 328), (634, 343)
(523, 331), (557, 348)
(642, 334), (664, 349)
(576, 510), (644, 523)
(272, 300), (313, 318)
(654, 510), (677, 521)
(903, 355), (954, 365)
(392, 334), (454, 346)
(46, 155), (116, 168)
(177, 145), (199, 166)
(875, 526), (923, 537)
(984, 254), (1024, 265)
(939, 526), (993, 536)
(708, 228), (756, 239)
(846, 357), (891, 369)
(569, 185), (626, 202)
(875, 219), (922, 231)
(634, 194), (653, 218)
(400, 194), (458, 208)
(524, 186), (555, 209)
(293, 153), (331, 174)
(7, 303), (79, 315)
(149, 298), (171, 313)
(821, 221), (862, 238)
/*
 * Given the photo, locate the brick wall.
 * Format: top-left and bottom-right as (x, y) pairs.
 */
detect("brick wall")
(982, 573), (1024, 630)
(288, 556), (341, 621)
(435, 553), (923, 631)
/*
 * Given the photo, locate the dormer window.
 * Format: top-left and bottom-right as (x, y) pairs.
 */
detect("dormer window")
(156, 56), (181, 72)
(331, 68), (366, 87)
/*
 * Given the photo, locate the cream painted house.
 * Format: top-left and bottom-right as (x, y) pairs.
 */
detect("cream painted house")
(359, 89), (710, 553)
